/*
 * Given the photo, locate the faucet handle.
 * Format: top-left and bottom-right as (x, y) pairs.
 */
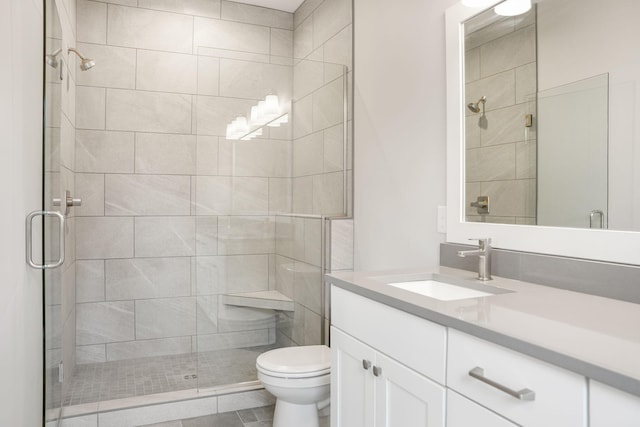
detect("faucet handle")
(469, 238), (491, 248)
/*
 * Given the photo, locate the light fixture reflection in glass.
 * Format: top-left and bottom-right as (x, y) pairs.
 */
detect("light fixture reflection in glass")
(225, 94), (286, 140)
(494, 0), (531, 16)
(461, 0), (497, 8)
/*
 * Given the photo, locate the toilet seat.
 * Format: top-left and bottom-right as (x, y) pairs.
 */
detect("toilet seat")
(256, 345), (331, 379)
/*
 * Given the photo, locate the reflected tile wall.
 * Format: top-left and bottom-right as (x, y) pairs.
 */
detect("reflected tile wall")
(464, 8), (536, 225)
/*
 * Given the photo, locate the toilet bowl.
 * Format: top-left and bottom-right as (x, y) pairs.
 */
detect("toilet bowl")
(256, 345), (331, 427)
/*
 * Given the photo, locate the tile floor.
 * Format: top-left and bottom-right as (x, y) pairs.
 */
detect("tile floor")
(138, 405), (330, 427)
(56, 344), (279, 407)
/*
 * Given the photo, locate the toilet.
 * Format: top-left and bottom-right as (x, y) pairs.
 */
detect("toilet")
(256, 345), (331, 427)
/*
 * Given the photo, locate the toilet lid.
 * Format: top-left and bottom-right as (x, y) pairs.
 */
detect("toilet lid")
(256, 345), (331, 378)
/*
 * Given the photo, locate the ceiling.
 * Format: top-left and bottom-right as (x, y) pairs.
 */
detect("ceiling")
(237, 0), (306, 13)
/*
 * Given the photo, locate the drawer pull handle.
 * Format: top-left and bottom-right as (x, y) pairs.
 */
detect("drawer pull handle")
(362, 360), (372, 370)
(468, 367), (535, 401)
(373, 366), (382, 377)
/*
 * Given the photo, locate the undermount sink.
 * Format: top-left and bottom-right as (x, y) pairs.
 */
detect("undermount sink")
(388, 280), (492, 301)
(377, 273), (512, 302)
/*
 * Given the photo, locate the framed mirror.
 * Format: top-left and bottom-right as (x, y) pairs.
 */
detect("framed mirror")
(445, 0), (640, 264)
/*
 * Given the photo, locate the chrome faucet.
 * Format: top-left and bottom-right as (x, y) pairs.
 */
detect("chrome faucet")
(457, 238), (492, 281)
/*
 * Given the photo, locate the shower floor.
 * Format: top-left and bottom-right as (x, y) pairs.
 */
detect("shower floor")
(59, 344), (279, 407)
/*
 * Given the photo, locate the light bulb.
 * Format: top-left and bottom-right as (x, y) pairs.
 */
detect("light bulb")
(494, 0), (531, 16)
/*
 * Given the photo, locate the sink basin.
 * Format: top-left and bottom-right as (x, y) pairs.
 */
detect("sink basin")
(388, 280), (493, 301)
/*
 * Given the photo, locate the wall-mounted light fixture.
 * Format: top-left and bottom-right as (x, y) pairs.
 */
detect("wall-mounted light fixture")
(461, 0), (496, 7)
(494, 0), (531, 16)
(226, 94), (289, 140)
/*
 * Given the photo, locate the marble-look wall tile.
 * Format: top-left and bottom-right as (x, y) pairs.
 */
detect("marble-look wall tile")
(76, 43), (136, 89)
(135, 133), (196, 175)
(516, 140), (536, 179)
(197, 295), (218, 334)
(313, 0), (352, 50)
(466, 69), (516, 113)
(271, 28), (293, 58)
(292, 94), (313, 139)
(135, 297), (196, 339)
(196, 136), (219, 175)
(465, 46), (481, 83)
(107, 5), (194, 54)
(323, 123), (344, 172)
(330, 218), (353, 271)
(197, 56), (220, 96)
(465, 16), (514, 51)
(195, 95), (255, 136)
(313, 77), (344, 131)
(76, 217), (134, 259)
(75, 173), (105, 216)
(105, 174), (191, 215)
(303, 218), (322, 266)
(76, 130), (134, 173)
(76, 344), (106, 364)
(312, 171), (343, 215)
(196, 329), (271, 352)
(516, 62), (536, 103)
(194, 17), (270, 54)
(323, 24), (352, 70)
(293, 132), (323, 177)
(275, 255), (295, 299)
(76, 86), (106, 130)
(481, 104), (528, 146)
(196, 216), (218, 255)
(481, 179), (536, 217)
(221, 1), (292, 30)
(466, 144), (516, 182)
(294, 0), (322, 29)
(137, 0), (221, 18)
(219, 59), (292, 100)
(480, 25), (535, 78)
(106, 336), (192, 361)
(76, 260), (105, 303)
(77, 0), (107, 44)
(195, 176), (269, 215)
(303, 306), (321, 344)
(106, 89), (192, 134)
(269, 178), (292, 214)
(135, 217), (196, 257)
(106, 257), (191, 300)
(195, 255), (269, 295)
(292, 176), (313, 214)
(217, 216), (276, 255)
(294, 261), (321, 314)
(218, 139), (291, 178)
(136, 50), (198, 94)
(293, 15), (313, 59)
(76, 301), (135, 345)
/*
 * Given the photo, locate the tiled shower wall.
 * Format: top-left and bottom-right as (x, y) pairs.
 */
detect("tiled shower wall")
(73, 0), (295, 363)
(73, 0), (352, 363)
(464, 8), (537, 224)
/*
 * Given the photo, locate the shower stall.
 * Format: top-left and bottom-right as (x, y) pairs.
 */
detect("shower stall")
(42, 0), (353, 424)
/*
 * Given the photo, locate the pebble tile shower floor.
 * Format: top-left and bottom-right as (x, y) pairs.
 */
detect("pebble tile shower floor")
(60, 344), (278, 407)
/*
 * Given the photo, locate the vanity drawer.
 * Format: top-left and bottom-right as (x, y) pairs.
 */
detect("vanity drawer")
(331, 286), (447, 384)
(447, 329), (587, 427)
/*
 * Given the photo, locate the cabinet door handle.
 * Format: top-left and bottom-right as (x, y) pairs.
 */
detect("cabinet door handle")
(372, 366), (382, 377)
(362, 360), (371, 370)
(468, 367), (535, 401)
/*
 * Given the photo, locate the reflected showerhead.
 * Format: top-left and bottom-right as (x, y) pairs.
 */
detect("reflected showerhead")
(67, 47), (96, 71)
(45, 48), (62, 68)
(467, 96), (486, 114)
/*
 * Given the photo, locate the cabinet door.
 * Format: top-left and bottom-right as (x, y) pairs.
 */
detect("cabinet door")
(447, 389), (518, 427)
(374, 352), (446, 427)
(590, 380), (640, 427)
(331, 327), (376, 427)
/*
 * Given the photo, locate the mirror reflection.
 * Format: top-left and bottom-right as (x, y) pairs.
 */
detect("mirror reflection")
(462, 0), (640, 231)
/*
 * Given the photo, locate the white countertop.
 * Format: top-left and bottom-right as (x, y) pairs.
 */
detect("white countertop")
(327, 266), (640, 397)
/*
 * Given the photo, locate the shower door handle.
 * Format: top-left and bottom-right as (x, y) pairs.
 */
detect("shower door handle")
(26, 210), (65, 269)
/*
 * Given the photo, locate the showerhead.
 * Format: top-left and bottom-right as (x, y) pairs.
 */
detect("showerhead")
(67, 47), (96, 71)
(45, 48), (62, 68)
(467, 96), (486, 114)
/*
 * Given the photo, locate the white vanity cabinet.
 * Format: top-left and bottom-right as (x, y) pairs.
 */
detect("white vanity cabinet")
(447, 389), (517, 427)
(447, 329), (587, 427)
(331, 286), (447, 427)
(590, 380), (640, 426)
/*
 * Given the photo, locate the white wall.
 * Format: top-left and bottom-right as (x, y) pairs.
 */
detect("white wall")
(0, 0), (44, 425)
(353, 0), (456, 271)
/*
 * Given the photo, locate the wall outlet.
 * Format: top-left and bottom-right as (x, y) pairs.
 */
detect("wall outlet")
(437, 206), (447, 233)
